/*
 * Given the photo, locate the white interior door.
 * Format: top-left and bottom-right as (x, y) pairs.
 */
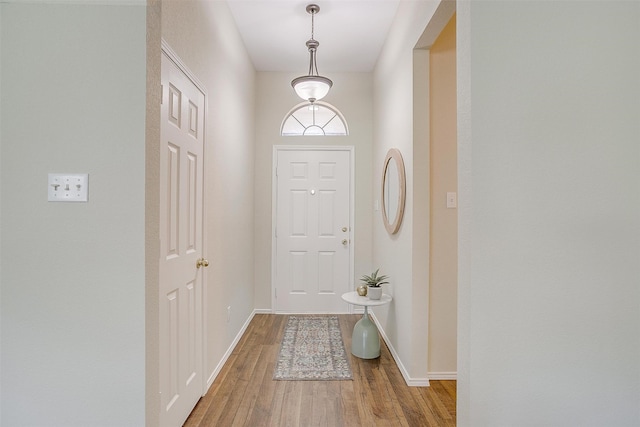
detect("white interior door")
(159, 48), (206, 427)
(274, 147), (353, 313)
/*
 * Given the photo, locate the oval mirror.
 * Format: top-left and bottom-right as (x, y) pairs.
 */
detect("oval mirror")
(381, 148), (406, 234)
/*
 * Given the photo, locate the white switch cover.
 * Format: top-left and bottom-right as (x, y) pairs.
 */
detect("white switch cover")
(48, 174), (89, 202)
(446, 192), (457, 209)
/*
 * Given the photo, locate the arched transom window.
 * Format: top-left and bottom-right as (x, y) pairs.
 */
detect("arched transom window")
(281, 101), (349, 136)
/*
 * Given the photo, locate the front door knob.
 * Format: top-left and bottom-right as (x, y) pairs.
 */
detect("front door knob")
(196, 258), (209, 268)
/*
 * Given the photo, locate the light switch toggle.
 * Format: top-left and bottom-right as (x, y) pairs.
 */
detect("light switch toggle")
(48, 174), (89, 202)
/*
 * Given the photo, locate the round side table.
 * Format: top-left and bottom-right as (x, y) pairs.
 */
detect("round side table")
(341, 291), (392, 359)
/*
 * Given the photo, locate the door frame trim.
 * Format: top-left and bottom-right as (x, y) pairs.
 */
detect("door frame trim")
(271, 145), (355, 312)
(160, 39), (209, 398)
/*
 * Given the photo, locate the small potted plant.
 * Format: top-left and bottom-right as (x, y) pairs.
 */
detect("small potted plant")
(360, 268), (389, 300)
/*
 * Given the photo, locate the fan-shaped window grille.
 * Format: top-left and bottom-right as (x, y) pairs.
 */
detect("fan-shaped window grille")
(281, 101), (349, 136)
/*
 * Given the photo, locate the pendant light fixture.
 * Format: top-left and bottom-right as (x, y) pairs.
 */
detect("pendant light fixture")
(291, 4), (333, 103)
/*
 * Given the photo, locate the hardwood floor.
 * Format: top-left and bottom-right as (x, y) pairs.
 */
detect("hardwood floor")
(184, 314), (456, 427)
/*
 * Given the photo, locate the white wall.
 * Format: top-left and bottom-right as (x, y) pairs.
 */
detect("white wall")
(372, 0), (449, 382)
(160, 0), (256, 391)
(458, 1), (640, 425)
(0, 3), (147, 425)
(0, 5), (4, 421)
(253, 72), (373, 310)
(145, 2), (161, 424)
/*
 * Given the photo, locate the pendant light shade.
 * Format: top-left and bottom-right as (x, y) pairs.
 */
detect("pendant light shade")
(291, 75), (332, 103)
(291, 4), (333, 103)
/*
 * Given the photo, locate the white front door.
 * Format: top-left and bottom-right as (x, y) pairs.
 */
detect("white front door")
(159, 48), (206, 427)
(274, 147), (353, 313)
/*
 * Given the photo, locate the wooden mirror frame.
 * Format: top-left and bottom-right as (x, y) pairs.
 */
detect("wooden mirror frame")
(381, 148), (406, 234)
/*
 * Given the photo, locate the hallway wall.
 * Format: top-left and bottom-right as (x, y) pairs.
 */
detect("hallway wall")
(457, 1), (640, 425)
(372, 0), (445, 382)
(0, 3), (147, 425)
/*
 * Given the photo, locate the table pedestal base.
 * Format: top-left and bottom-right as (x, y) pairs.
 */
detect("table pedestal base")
(351, 307), (380, 359)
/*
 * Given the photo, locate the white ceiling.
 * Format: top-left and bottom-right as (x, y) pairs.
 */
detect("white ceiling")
(226, 0), (400, 73)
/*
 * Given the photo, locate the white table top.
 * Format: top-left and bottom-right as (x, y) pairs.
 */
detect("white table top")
(342, 291), (392, 307)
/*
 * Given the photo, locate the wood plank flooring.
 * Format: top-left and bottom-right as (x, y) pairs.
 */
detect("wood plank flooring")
(184, 314), (456, 427)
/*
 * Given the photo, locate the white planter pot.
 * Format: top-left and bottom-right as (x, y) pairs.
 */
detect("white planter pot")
(367, 286), (382, 300)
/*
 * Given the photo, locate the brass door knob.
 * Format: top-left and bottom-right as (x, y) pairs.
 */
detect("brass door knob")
(196, 258), (209, 268)
(342, 239), (348, 246)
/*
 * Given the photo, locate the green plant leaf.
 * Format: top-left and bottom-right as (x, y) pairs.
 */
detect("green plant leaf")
(359, 268), (389, 287)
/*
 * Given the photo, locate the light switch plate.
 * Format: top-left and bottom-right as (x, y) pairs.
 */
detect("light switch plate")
(446, 192), (457, 209)
(48, 174), (89, 202)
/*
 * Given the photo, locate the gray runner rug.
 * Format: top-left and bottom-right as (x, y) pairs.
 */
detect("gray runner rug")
(273, 316), (353, 381)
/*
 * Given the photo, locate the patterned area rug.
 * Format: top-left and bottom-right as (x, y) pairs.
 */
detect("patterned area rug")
(273, 316), (353, 381)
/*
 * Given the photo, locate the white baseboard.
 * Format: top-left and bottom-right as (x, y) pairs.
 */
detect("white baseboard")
(205, 309), (258, 390)
(427, 372), (457, 380)
(370, 313), (430, 387)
